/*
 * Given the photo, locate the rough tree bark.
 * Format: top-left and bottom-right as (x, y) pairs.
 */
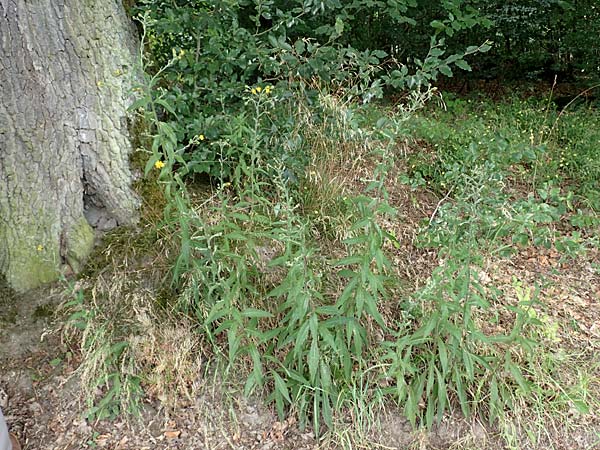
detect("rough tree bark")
(0, 0), (140, 291)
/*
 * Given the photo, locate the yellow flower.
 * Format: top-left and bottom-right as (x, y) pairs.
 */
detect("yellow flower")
(265, 86), (273, 94)
(198, 134), (205, 141)
(36, 244), (43, 252)
(154, 160), (165, 169)
(256, 86), (262, 93)
(251, 88), (257, 95)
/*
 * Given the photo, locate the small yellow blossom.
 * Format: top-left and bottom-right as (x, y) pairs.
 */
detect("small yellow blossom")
(251, 88), (257, 95)
(154, 160), (165, 169)
(264, 85), (273, 94)
(97, 81), (104, 88)
(256, 86), (262, 93)
(198, 134), (205, 141)
(36, 244), (43, 252)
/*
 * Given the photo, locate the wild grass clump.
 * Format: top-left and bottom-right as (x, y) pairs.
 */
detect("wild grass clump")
(62, 79), (600, 448)
(62, 276), (145, 421)
(61, 5), (600, 448)
(124, 68), (562, 440)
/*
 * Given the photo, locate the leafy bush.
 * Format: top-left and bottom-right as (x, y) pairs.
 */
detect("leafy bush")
(159, 87), (401, 433)
(132, 78), (556, 436)
(132, 0), (489, 179)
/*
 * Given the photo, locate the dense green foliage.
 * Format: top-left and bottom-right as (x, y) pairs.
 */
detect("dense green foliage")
(131, 0), (488, 178)
(383, 1), (600, 81)
(474, 0), (600, 79)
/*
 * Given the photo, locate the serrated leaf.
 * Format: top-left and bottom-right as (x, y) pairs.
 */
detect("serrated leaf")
(294, 321), (310, 358)
(250, 347), (264, 386)
(454, 368), (469, 417)
(229, 212), (251, 222)
(319, 360), (332, 393)
(267, 283), (289, 298)
(225, 231), (248, 241)
(268, 34), (278, 48)
(312, 390), (321, 437)
(338, 269), (357, 278)
(438, 339), (448, 373)
(350, 217), (371, 231)
(489, 377), (499, 422)
(363, 295), (385, 328)
(155, 98), (178, 117)
(244, 374), (257, 397)
(272, 370), (292, 403)
(315, 305), (339, 316)
(342, 235), (369, 245)
(430, 20), (445, 30)
(507, 362), (530, 393)
(294, 39), (305, 54)
(435, 369), (447, 421)
(322, 393), (332, 426)
(128, 96), (151, 112)
(319, 326), (337, 350)
(157, 120), (175, 139)
(309, 314), (319, 339)
(480, 42), (492, 52)
(144, 154), (161, 176)
(463, 351), (474, 380)
(334, 17), (344, 35)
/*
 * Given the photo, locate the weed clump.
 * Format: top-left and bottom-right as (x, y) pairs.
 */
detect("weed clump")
(61, 4), (600, 448)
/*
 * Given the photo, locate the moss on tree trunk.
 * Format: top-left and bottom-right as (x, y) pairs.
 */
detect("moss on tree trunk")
(0, 0), (140, 291)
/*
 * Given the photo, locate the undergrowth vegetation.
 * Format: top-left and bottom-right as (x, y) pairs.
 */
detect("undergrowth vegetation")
(62, 1), (600, 448)
(405, 95), (600, 253)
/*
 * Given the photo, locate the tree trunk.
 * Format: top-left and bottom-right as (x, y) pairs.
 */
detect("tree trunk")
(0, 0), (140, 291)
